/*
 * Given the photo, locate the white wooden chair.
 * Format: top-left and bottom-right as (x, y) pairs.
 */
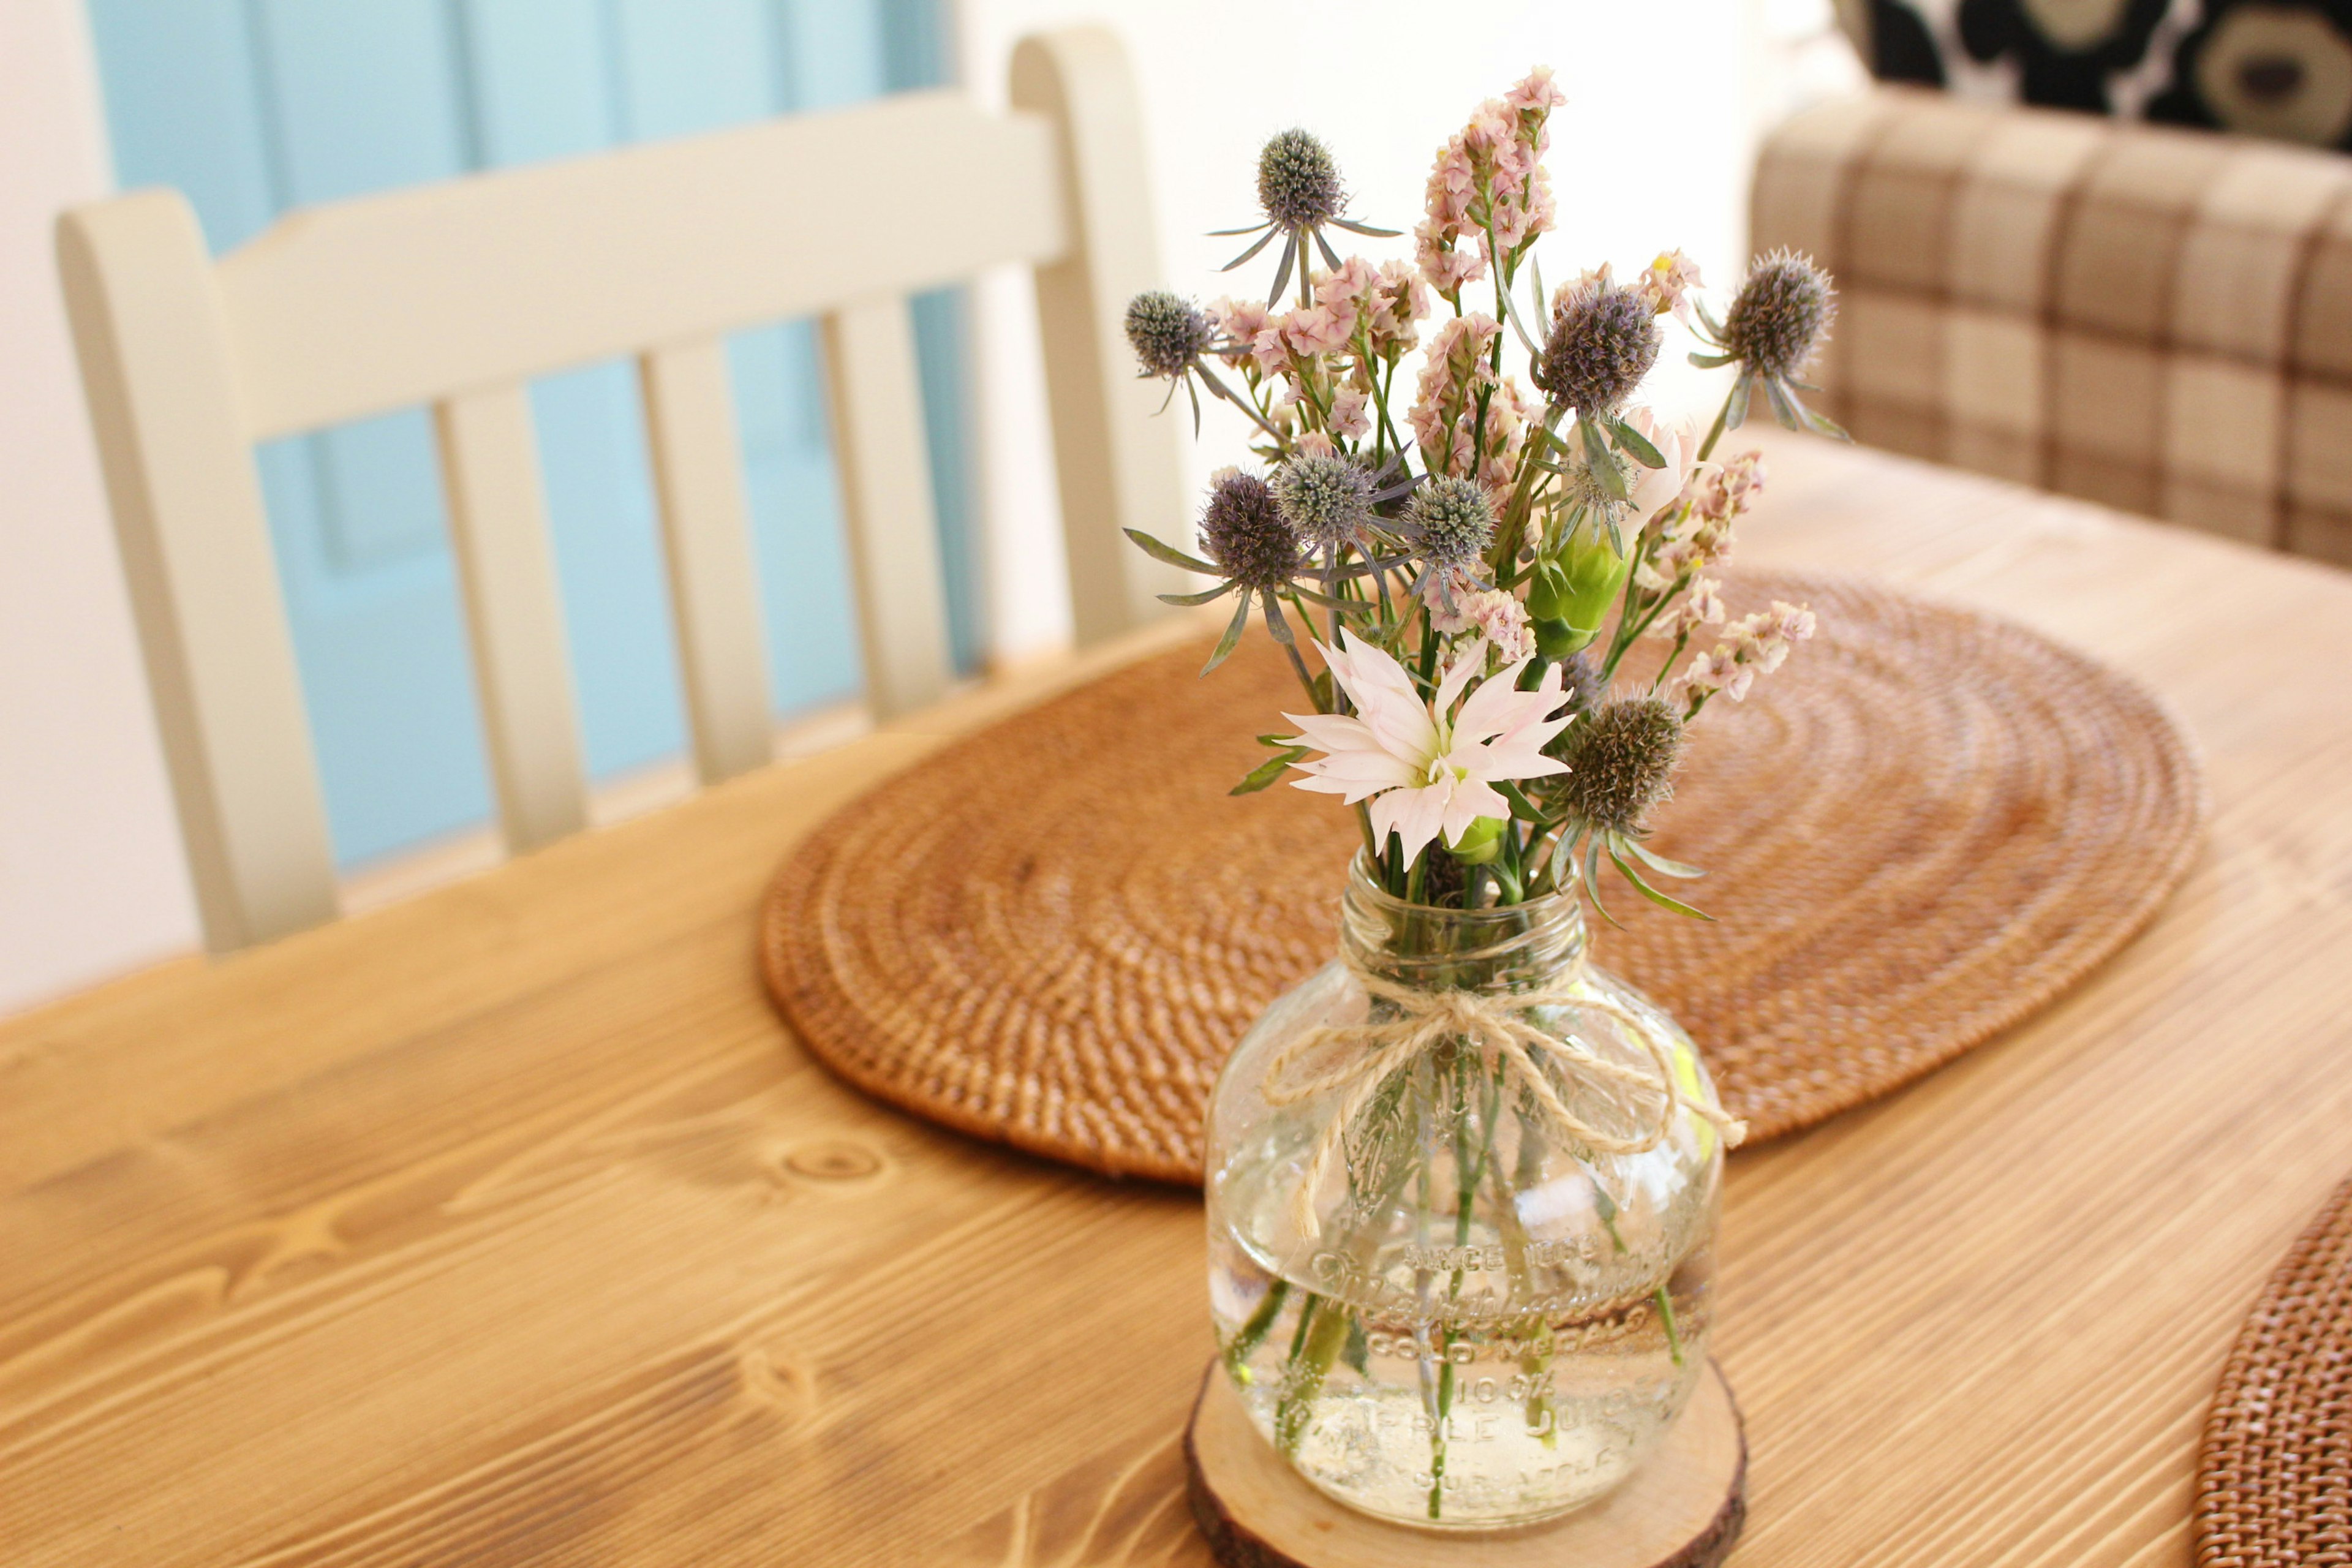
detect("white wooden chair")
(58, 27), (1186, 956)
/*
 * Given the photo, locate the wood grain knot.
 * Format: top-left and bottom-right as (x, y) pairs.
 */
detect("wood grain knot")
(782, 1140), (883, 1182)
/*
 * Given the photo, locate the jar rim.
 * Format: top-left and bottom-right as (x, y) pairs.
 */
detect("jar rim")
(1344, 851), (1580, 927)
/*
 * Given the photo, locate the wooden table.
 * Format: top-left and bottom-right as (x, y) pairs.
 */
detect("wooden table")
(6, 432), (2351, 1566)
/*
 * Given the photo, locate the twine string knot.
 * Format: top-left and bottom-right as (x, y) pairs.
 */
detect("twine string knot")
(1259, 952), (1746, 1238)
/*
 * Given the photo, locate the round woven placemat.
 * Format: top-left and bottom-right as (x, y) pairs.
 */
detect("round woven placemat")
(2198, 1177), (2352, 1564)
(760, 570), (2204, 1183)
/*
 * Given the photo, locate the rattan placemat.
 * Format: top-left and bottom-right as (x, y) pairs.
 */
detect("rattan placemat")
(761, 570), (2204, 1183)
(2198, 1178), (2352, 1564)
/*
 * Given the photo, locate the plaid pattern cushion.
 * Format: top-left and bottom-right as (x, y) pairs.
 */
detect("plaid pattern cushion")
(1754, 85), (2352, 564)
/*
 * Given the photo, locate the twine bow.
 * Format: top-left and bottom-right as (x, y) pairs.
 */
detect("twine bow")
(1261, 954), (1747, 1239)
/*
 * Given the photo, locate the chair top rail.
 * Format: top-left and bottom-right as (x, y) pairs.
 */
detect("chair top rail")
(215, 89), (1069, 441)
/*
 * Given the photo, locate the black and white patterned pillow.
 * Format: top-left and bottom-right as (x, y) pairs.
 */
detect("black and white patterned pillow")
(1839, 0), (2352, 149)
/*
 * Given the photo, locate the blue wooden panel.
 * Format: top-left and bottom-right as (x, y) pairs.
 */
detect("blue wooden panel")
(85, 0), (977, 869)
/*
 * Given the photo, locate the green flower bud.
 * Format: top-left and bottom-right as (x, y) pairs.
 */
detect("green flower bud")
(1555, 526), (1630, 641)
(1446, 815), (1508, 865)
(1525, 560), (1572, 622)
(1533, 616), (1585, 659)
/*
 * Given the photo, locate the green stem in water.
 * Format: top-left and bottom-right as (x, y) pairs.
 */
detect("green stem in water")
(1275, 1292), (1351, 1458)
(1224, 1279), (1290, 1384)
(1654, 1283), (1686, 1370)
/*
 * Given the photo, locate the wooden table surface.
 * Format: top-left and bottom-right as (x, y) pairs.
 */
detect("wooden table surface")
(6, 432), (2351, 1566)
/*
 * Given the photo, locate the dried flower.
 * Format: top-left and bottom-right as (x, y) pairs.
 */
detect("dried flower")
(1329, 385), (1372, 441)
(1430, 587), (1536, 663)
(1207, 296), (1271, 368)
(1550, 696), (1684, 835)
(1558, 652), (1605, 715)
(1125, 290), (1213, 380)
(1636, 250), (1704, 327)
(1403, 475), (1495, 585)
(1273, 452), (1376, 549)
(1200, 469), (1305, 592)
(1282, 631), (1573, 865)
(1536, 281), (1662, 417)
(1722, 250), (1836, 383)
(1679, 644), (1753, 703)
(1259, 128), (1344, 228)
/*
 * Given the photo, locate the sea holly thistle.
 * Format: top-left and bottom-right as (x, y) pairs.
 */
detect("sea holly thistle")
(1688, 248), (1849, 452)
(1118, 68), (1847, 913)
(1216, 129), (1401, 309)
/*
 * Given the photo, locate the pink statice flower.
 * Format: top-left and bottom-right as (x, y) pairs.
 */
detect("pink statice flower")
(1679, 644), (1753, 703)
(1428, 587), (1537, 663)
(1209, 296), (1271, 367)
(1329, 384), (1372, 441)
(1281, 631), (1574, 864)
(1281, 299), (1357, 358)
(1365, 260), (1431, 356)
(1637, 250), (1705, 327)
(1650, 576), (1727, 639)
(1409, 314), (1503, 478)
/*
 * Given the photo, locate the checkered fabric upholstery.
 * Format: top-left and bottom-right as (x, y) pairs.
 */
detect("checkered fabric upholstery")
(1753, 85), (2352, 565)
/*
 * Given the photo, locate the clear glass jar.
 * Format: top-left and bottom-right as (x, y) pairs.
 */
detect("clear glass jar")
(1204, 857), (1730, 1529)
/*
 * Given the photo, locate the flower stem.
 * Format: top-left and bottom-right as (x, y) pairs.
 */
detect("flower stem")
(1223, 1278), (1290, 1384)
(1654, 1282), (1686, 1369)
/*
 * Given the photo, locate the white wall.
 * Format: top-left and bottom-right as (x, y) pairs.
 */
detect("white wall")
(955, 0), (1863, 662)
(0, 0), (1857, 1016)
(0, 0), (200, 1013)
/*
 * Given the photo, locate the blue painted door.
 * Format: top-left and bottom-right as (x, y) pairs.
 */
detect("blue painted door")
(83, 0), (978, 867)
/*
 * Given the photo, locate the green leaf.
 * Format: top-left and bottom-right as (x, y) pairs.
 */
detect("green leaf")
(1800, 401), (1852, 442)
(1687, 350), (1738, 369)
(1610, 417), (1666, 470)
(1584, 836), (1623, 928)
(1579, 420), (1628, 499)
(1723, 372), (1752, 434)
(1608, 840), (1715, 920)
(1694, 298), (1725, 341)
(1623, 836), (1706, 879)
(1231, 748), (1308, 794)
(1159, 581), (1237, 607)
(1200, 590), (1253, 676)
(1498, 779), (1556, 824)
(1762, 375), (1804, 432)
(1127, 528), (1221, 575)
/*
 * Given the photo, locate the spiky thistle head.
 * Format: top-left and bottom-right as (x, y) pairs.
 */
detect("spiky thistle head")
(1535, 284), (1662, 417)
(1560, 439), (1637, 519)
(1257, 129), (1345, 228)
(1550, 695), (1684, 834)
(1558, 652), (1605, 716)
(1403, 475), (1495, 570)
(1722, 249), (1836, 382)
(1200, 470), (1305, 591)
(1125, 290), (1213, 380)
(1272, 452), (1376, 549)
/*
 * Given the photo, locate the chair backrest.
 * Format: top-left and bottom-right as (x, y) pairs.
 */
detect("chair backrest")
(58, 26), (1188, 956)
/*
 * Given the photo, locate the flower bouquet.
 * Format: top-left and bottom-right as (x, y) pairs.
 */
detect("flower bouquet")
(1123, 72), (1843, 1529)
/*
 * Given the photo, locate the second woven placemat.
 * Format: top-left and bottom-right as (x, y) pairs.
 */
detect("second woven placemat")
(2198, 1176), (2352, 1563)
(761, 570), (2204, 1183)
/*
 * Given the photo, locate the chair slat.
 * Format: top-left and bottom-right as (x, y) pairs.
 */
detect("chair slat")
(1011, 29), (1192, 646)
(55, 191), (339, 952)
(821, 296), (956, 720)
(219, 93), (1069, 441)
(639, 339), (774, 783)
(432, 387), (589, 851)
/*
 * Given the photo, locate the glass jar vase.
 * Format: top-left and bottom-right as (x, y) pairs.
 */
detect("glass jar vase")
(1204, 856), (1735, 1529)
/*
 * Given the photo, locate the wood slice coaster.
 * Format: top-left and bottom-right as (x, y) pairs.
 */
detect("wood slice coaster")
(2196, 1176), (2352, 1564)
(760, 570), (2204, 1183)
(1184, 1359), (1745, 1567)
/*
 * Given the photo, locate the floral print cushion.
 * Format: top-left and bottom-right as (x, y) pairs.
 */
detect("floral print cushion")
(1841, 0), (2352, 149)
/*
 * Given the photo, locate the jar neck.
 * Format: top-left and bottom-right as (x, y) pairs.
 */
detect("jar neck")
(1339, 855), (1586, 995)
